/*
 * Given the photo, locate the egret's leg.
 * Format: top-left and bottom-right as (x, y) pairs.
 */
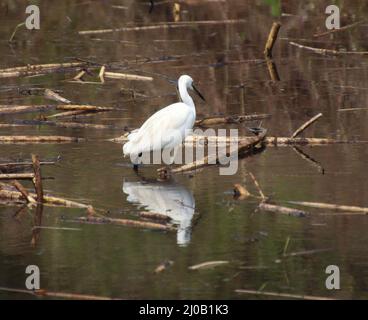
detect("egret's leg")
(171, 146), (179, 165)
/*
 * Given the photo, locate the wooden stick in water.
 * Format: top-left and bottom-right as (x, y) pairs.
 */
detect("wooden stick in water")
(11, 180), (36, 204)
(0, 62), (88, 78)
(289, 41), (368, 55)
(291, 113), (323, 138)
(259, 203), (307, 217)
(288, 201), (368, 214)
(44, 89), (71, 104)
(0, 173), (35, 180)
(104, 72), (153, 81)
(70, 216), (176, 231)
(31, 154), (43, 203)
(0, 136), (83, 143)
(264, 22), (281, 58)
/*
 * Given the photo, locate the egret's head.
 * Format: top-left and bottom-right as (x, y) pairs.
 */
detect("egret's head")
(178, 75), (205, 101)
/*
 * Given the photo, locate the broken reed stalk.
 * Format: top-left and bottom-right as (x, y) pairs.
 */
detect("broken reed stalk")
(289, 41), (368, 55)
(31, 154), (43, 203)
(291, 113), (323, 138)
(78, 19), (247, 35)
(264, 22), (281, 58)
(70, 216), (176, 231)
(0, 187), (90, 209)
(0, 173), (35, 180)
(0, 136), (83, 143)
(47, 110), (91, 119)
(259, 202), (307, 217)
(0, 105), (56, 115)
(11, 180), (36, 204)
(235, 289), (336, 300)
(44, 89), (71, 104)
(0, 62), (89, 78)
(55, 105), (115, 112)
(104, 72), (153, 81)
(8, 120), (114, 130)
(288, 201), (368, 214)
(0, 160), (55, 171)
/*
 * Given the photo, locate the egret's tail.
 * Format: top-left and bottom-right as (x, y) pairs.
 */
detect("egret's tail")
(123, 129), (139, 157)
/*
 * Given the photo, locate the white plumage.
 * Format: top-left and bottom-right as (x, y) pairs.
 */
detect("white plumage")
(123, 75), (204, 165)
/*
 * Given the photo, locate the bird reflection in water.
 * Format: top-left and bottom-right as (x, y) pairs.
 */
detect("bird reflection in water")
(122, 178), (195, 246)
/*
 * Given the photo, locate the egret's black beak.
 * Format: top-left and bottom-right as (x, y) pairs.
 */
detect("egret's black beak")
(193, 84), (206, 102)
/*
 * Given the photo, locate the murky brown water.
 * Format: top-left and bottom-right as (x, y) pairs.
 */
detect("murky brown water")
(1, 0), (368, 299)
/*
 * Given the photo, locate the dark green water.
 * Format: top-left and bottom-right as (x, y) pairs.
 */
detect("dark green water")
(1, 0), (368, 299)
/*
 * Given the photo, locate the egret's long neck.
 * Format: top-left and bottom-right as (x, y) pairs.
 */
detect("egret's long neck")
(178, 81), (194, 108)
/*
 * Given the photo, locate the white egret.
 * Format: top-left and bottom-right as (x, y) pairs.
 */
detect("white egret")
(123, 74), (205, 169)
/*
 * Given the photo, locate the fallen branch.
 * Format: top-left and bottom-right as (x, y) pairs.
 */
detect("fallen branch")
(46, 110), (92, 119)
(0, 187), (91, 209)
(0, 160), (56, 173)
(291, 113), (323, 138)
(288, 201), (368, 214)
(55, 104), (115, 112)
(0, 62), (89, 78)
(289, 41), (368, 55)
(0, 136), (83, 143)
(0, 173), (35, 180)
(165, 130), (266, 174)
(259, 203), (307, 217)
(0, 105), (55, 115)
(69, 216), (176, 231)
(235, 289), (336, 300)
(9, 120), (114, 130)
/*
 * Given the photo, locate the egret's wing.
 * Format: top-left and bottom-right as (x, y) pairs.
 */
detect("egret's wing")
(128, 103), (194, 154)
